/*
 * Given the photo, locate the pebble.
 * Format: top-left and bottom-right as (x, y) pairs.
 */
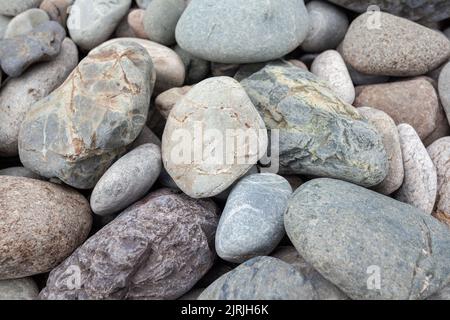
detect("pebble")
(143, 0), (187, 46)
(0, 167), (43, 180)
(174, 45), (210, 84)
(18, 41), (154, 189)
(438, 61), (450, 123)
(90, 144), (162, 216)
(0, 38), (78, 157)
(301, 1), (349, 53)
(0, 176), (92, 279)
(0, 0), (43, 16)
(342, 12), (450, 76)
(39, 0), (73, 27)
(354, 78), (440, 141)
(0, 21), (66, 77)
(39, 189), (219, 300)
(427, 137), (450, 225)
(241, 63), (388, 187)
(155, 86), (191, 119)
(216, 174), (292, 263)
(67, 0), (131, 51)
(127, 9), (147, 39)
(272, 247), (348, 300)
(0, 278), (39, 300)
(358, 107), (404, 195)
(162, 76), (268, 198)
(0, 15), (11, 39)
(176, 0), (310, 64)
(395, 124), (437, 214)
(198, 256), (317, 300)
(285, 178), (450, 300)
(4, 8), (49, 38)
(311, 50), (355, 104)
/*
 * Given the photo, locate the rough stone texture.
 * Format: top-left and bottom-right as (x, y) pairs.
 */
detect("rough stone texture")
(91, 143), (162, 216)
(395, 124), (437, 214)
(18, 41), (154, 189)
(0, 38), (78, 157)
(39, 189), (219, 300)
(438, 61), (450, 125)
(0, 278), (39, 300)
(198, 256), (317, 300)
(174, 44), (210, 85)
(4, 8), (49, 39)
(285, 178), (450, 300)
(0, 176), (92, 280)
(0, 167), (43, 180)
(143, 0), (187, 46)
(301, 1), (348, 53)
(358, 107), (404, 195)
(155, 86), (191, 119)
(176, 0), (309, 64)
(272, 246), (348, 300)
(67, 0), (131, 51)
(329, 0), (450, 24)
(216, 174), (292, 263)
(0, 0), (43, 16)
(100, 38), (184, 94)
(163, 77), (268, 198)
(241, 63), (388, 187)
(40, 0), (74, 27)
(354, 78), (440, 141)
(427, 137), (450, 226)
(0, 21), (65, 77)
(128, 9), (147, 39)
(342, 12), (450, 76)
(0, 15), (11, 39)
(311, 50), (355, 104)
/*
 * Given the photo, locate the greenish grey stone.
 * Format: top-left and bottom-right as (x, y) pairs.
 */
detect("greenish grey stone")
(241, 63), (388, 187)
(285, 178), (450, 300)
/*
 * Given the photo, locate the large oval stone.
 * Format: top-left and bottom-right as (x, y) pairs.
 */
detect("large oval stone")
(39, 189), (219, 300)
(18, 41), (154, 189)
(285, 178), (450, 300)
(0, 176), (92, 280)
(241, 62), (388, 187)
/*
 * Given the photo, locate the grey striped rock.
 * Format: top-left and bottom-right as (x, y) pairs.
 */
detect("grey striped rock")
(40, 189), (219, 300)
(176, 0), (309, 64)
(241, 63), (388, 187)
(91, 144), (162, 216)
(0, 278), (39, 300)
(0, 167), (43, 180)
(216, 174), (292, 263)
(198, 256), (317, 300)
(4, 8), (49, 38)
(0, 38), (78, 157)
(395, 124), (437, 214)
(67, 0), (131, 51)
(0, 0), (43, 16)
(285, 178), (450, 300)
(0, 21), (65, 77)
(18, 41), (154, 189)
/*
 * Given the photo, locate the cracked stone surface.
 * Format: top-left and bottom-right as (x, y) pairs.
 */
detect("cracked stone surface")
(0, 176), (92, 280)
(18, 41), (154, 189)
(241, 62), (388, 187)
(40, 189), (219, 300)
(198, 256), (317, 300)
(395, 124), (437, 215)
(162, 76), (268, 199)
(285, 178), (450, 300)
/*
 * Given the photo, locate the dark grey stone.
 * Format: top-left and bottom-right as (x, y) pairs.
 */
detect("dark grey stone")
(174, 44), (210, 85)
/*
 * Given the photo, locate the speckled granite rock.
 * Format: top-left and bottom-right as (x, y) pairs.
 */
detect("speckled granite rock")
(4, 8), (49, 39)
(198, 256), (317, 300)
(342, 12), (450, 76)
(18, 41), (154, 189)
(0, 176), (92, 280)
(241, 63), (388, 187)
(90, 144), (162, 216)
(395, 124), (437, 214)
(272, 246), (348, 300)
(176, 0), (309, 64)
(0, 278), (39, 300)
(39, 189), (219, 300)
(216, 174), (292, 263)
(163, 77), (268, 198)
(40, 0), (73, 27)
(0, 38), (78, 157)
(0, 0), (43, 16)
(285, 178), (450, 300)
(0, 167), (43, 180)
(0, 21), (65, 77)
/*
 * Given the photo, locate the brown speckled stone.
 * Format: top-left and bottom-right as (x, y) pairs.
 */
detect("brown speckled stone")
(39, 189), (219, 300)
(0, 176), (92, 280)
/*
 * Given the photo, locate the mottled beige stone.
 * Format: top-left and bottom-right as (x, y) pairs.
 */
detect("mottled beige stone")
(155, 86), (191, 119)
